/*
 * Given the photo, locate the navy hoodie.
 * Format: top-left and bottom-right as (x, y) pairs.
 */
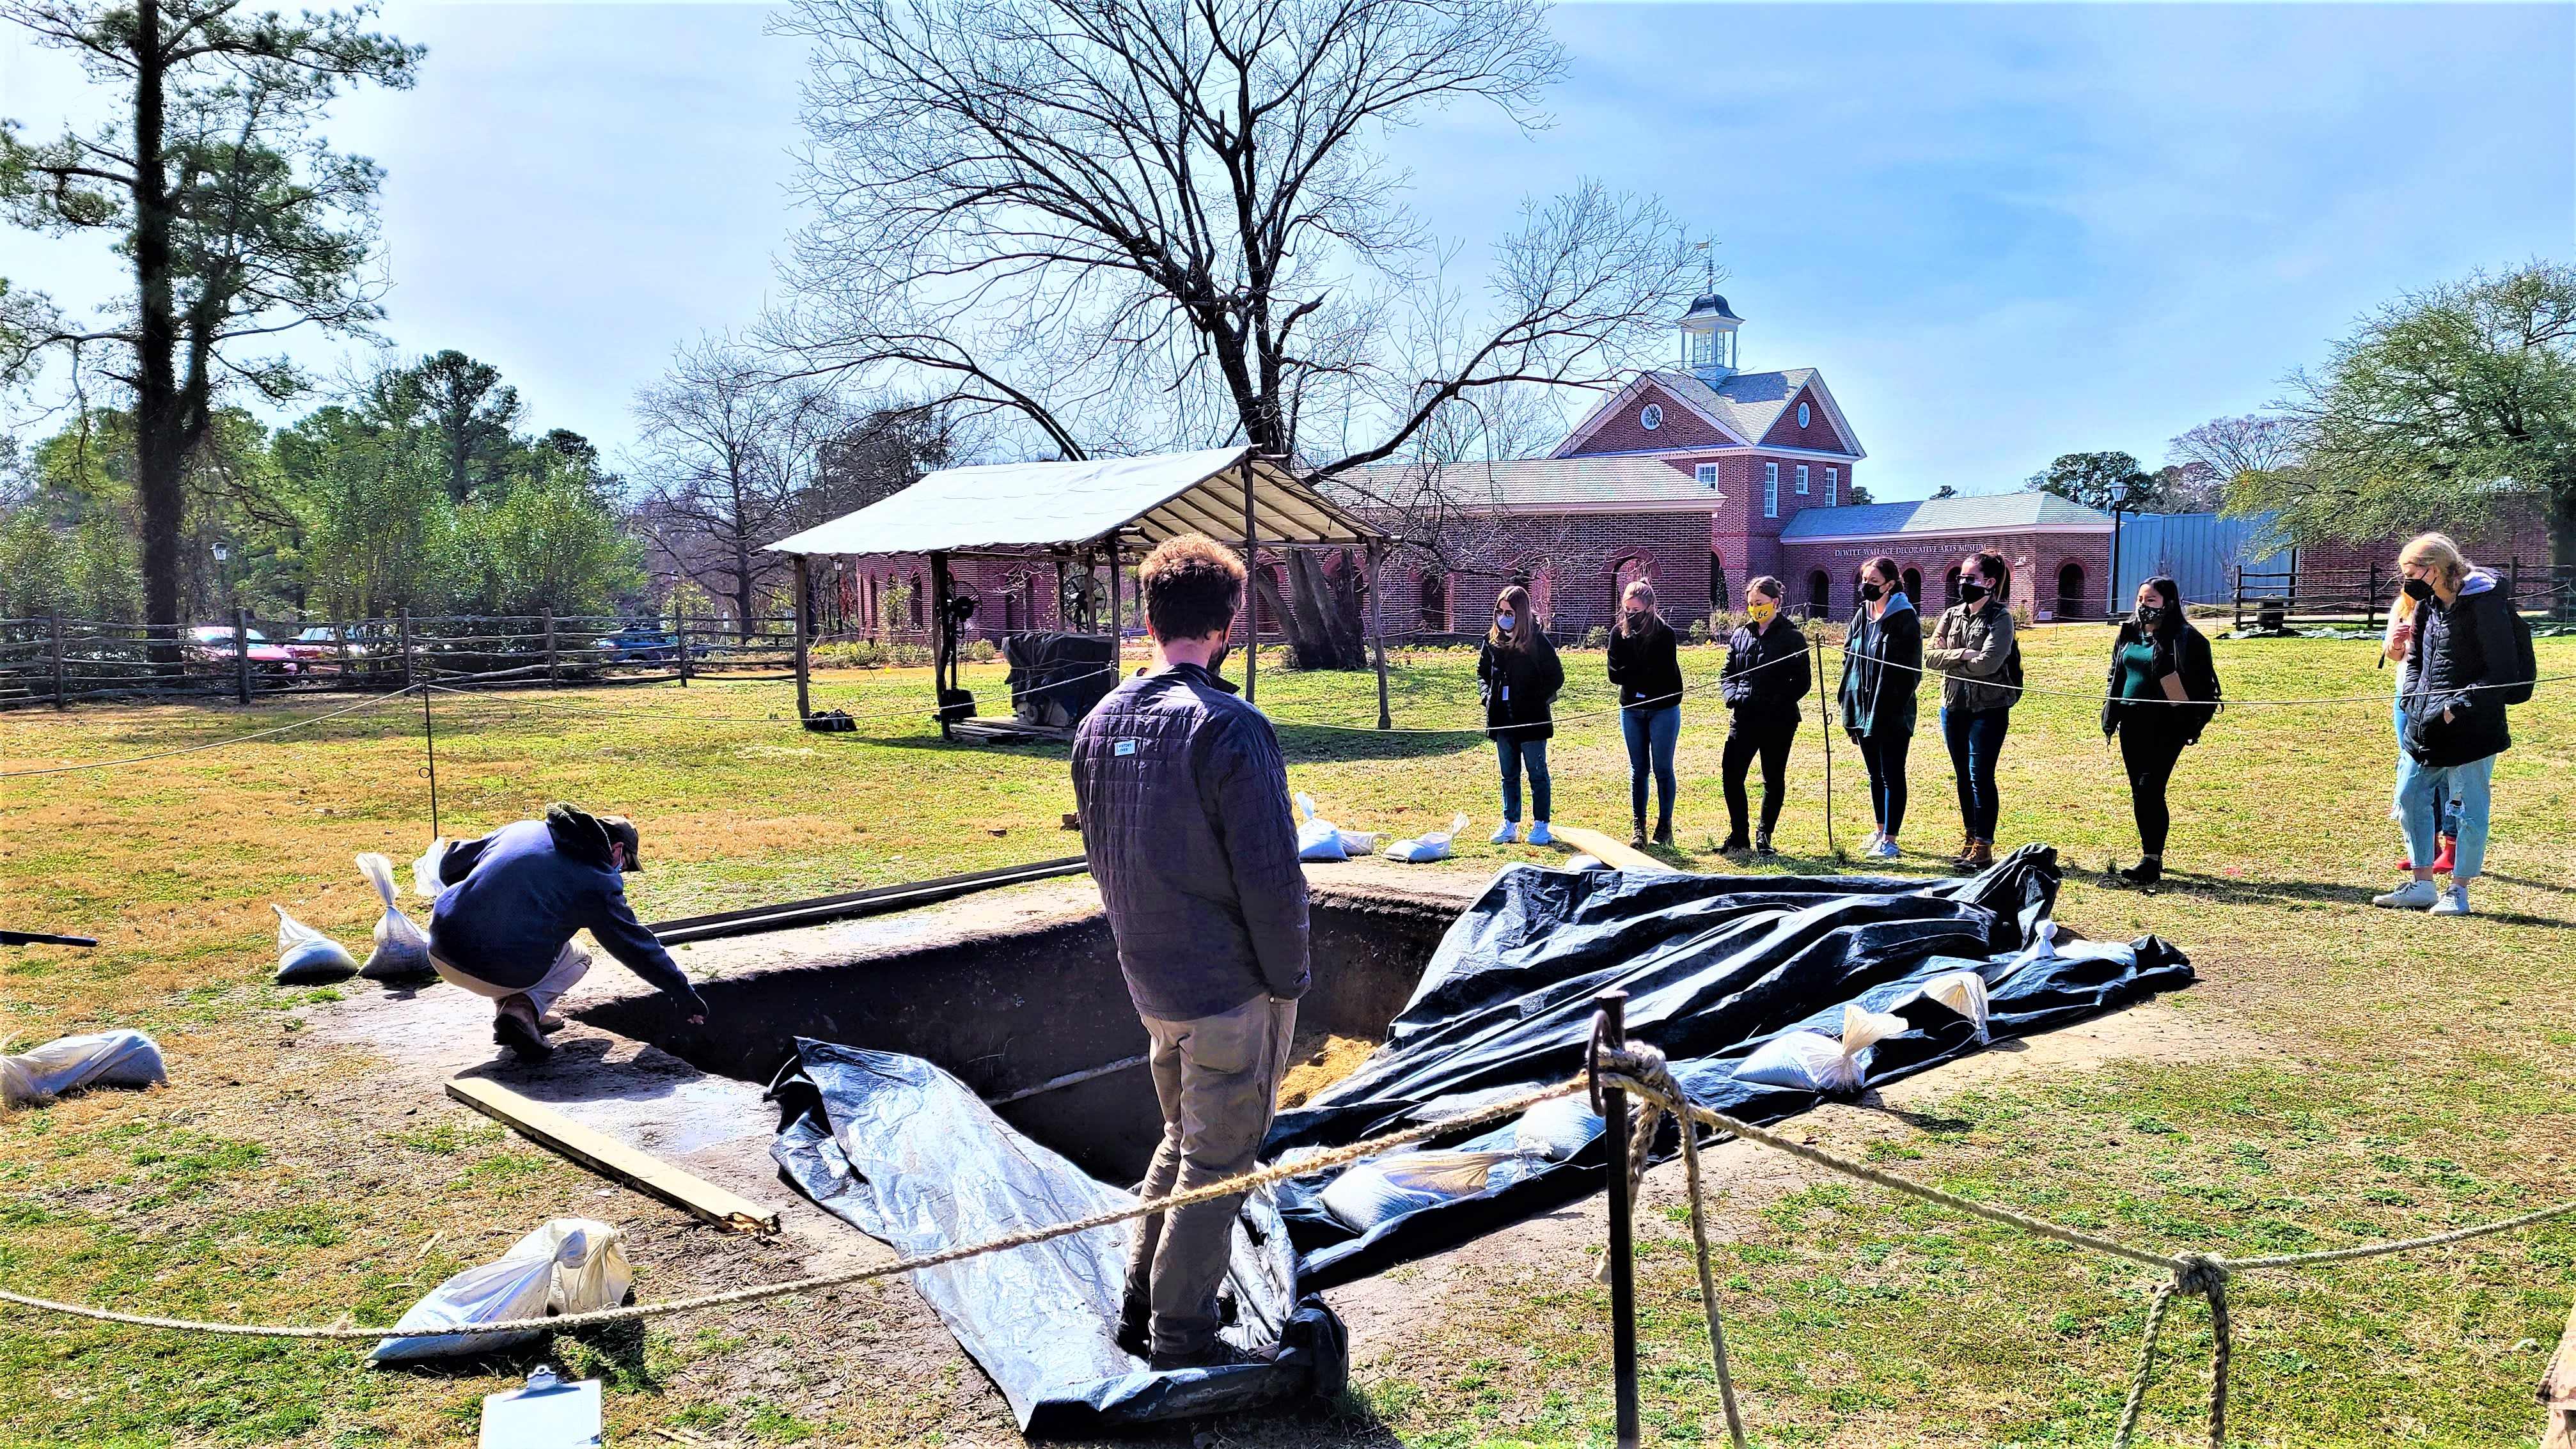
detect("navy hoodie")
(429, 817), (707, 1014)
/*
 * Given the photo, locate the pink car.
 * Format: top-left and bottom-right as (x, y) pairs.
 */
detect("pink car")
(184, 625), (301, 677)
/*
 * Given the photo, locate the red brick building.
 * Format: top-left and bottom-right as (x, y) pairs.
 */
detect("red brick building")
(1347, 293), (2118, 634)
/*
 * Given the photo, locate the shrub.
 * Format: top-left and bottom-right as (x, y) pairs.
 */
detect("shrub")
(1580, 625), (1610, 650)
(966, 638), (999, 663)
(1687, 615), (1712, 645)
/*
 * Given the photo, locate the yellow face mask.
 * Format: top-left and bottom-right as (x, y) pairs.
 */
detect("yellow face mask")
(1745, 599), (1777, 625)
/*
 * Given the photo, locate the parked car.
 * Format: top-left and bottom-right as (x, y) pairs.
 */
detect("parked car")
(183, 625), (301, 677)
(601, 625), (681, 664)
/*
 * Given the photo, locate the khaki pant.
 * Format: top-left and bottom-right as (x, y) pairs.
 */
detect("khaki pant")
(1124, 993), (1298, 1356)
(430, 942), (592, 1019)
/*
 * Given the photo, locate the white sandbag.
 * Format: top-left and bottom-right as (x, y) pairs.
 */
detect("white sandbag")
(1318, 1150), (1519, 1233)
(2053, 937), (2140, 967)
(1912, 969), (1991, 1038)
(370, 1218), (631, 1363)
(356, 852), (434, 981)
(411, 838), (453, 900)
(1511, 1095), (1605, 1161)
(1, 1028), (166, 1109)
(1995, 920), (2059, 981)
(1562, 855), (1605, 872)
(1292, 794), (1353, 861)
(1732, 1005), (1910, 1093)
(272, 904), (360, 984)
(1336, 829), (1378, 856)
(1383, 812), (1471, 864)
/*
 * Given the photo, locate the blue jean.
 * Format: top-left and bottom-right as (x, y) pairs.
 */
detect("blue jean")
(1940, 707), (2010, 843)
(2399, 751), (2492, 880)
(1855, 730), (1912, 838)
(1620, 705), (1680, 824)
(2391, 697), (2460, 840)
(1496, 737), (1551, 824)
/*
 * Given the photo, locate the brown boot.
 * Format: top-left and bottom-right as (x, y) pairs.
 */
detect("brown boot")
(1960, 840), (1995, 870)
(493, 994), (553, 1062)
(1630, 816), (1648, 849)
(1952, 833), (1977, 864)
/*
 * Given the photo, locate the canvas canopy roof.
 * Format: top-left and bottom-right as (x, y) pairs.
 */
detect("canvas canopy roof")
(764, 446), (1378, 558)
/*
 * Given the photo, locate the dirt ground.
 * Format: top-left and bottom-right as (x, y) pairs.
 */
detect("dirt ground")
(287, 865), (2265, 1448)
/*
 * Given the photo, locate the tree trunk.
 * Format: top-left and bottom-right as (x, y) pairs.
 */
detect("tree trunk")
(2554, 486), (2575, 620)
(130, 1), (185, 668)
(1258, 551), (1369, 671)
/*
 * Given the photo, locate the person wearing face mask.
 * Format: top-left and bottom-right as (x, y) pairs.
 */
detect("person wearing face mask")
(2382, 574), (2459, 875)
(1605, 578), (1685, 847)
(2375, 533), (2520, 916)
(1479, 583), (1565, 845)
(1718, 576), (1811, 854)
(2098, 577), (2221, 886)
(1920, 551), (2022, 869)
(1835, 556), (1920, 861)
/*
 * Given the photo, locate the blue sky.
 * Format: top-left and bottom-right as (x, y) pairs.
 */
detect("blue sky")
(3, 2), (2569, 499)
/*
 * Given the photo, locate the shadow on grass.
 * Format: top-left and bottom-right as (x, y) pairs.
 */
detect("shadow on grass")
(2112, 869), (2576, 930)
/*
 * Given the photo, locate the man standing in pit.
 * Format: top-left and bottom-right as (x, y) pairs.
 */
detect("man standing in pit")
(1069, 533), (1309, 1370)
(428, 803), (710, 1061)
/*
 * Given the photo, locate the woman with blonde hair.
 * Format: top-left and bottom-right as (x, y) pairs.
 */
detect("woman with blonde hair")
(1606, 578), (1685, 847)
(1477, 583), (1564, 845)
(2374, 533), (2516, 915)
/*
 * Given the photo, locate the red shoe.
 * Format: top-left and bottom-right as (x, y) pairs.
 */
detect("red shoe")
(2432, 836), (2457, 875)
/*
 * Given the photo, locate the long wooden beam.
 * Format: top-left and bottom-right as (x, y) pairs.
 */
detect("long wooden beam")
(446, 1076), (781, 1235)
(1546, 825), (1668, 874)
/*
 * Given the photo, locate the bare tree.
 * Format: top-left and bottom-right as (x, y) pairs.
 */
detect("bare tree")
(631, 336), (851, 638)
(2167, 413), (2307, 487)
(773, 0), (1699, 666)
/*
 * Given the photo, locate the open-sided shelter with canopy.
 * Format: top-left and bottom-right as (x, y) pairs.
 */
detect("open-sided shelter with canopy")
(764, 446), (1391, 737)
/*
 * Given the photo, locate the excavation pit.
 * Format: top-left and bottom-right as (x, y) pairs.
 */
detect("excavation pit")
(577, 878), (1465, 1184)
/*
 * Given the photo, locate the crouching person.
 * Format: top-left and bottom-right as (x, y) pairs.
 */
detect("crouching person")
(427, 803), (710, 1061)
(1070, 534), (1308, 1370)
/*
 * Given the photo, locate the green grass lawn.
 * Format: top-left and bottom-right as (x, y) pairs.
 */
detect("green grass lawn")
(1, 627), (2572, 1446)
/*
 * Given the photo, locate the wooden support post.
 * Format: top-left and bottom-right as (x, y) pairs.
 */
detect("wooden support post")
(446, 1077), (781, 1234)
(334, 621), (350, 687)
(49, 615), (66, 709)
(2365, 561), (2380, 632)
(1369, 542), (1391, 730)
(233, 606), (253, 703)
(2232, 567), (2243, 632)
(931, 551), (957, 738)
(675, 612), (691, 687)
(398, 607), (414, 693)
(1240, 457), (1259, 703)
(1595, 990), (1640, 1449)
(543, 608), (559, 685)
(1107, 540), (1123, 659)
(792, 555), (812, 723)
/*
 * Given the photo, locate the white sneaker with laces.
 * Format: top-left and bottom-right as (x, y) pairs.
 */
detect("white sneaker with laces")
(2430, 882), (2472, 916)
(1528, 821), (1555, 846)
(2371, 880), (2439, 910)
(1869, 837), (1901, 860)
(1864, 829), (1885, 851)
(1491, 821), (1520, 844)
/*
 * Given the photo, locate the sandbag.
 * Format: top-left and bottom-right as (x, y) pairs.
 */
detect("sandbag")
(1318, 1150), (1520, 1233)
(1383, 813), (1470, 864)
(356, 853), (434, 981)
(1912, 969), (1991, 1039)
(1510, 1095), (1603, 1162)
(1732, 1005), (1910, 1093)
(1, 1029), (166, 1109)
(411, 838), (453, 900)
(369, 1218), (630, 1363)
(1293, 794), (1346, 863)
(272, 904), (359, 984)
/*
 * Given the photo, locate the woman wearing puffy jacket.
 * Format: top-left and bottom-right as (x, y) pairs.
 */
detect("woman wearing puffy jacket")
(1718, 576), (1811, 855)
(2374, 533), (2516, 916)
(1921, 551), (2022, 869)
(1478, 583), (1564, 845)
(2098, 577), (2220, 886)
(1605, 579), (1685, 847)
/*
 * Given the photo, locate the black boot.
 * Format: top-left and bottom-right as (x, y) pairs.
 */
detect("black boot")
(1754, 828), (1775, 856)
(1653, 813), (1674, 848)
(2118, 855), (2162, 886)
(1720, 832), (1750, 853)
(1630, 815), (1648, 849)
(1113, 1293), (1152, 1360)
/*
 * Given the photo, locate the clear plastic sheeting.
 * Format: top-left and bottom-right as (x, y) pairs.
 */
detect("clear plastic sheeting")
(370, 1218), (631, 1364)
(272, 904), (359, 984)
(1264, 846), (2195, 1288)
(0, 1029), (166, 1109)
(769, 1041), (1347, 1434)
(412, 839), (453, 901)
(356, 852), (434, 981)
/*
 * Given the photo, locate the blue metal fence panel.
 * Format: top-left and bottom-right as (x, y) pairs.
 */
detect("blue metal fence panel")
(2112, 512), (2284, 612)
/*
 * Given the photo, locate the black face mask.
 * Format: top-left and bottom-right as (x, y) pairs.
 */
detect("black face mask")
(1959, 580), (1990, 603)
(2401, 577), (2435, 602)
(1860, 582), (1884, 603)
(2137, 604), (2165, 629)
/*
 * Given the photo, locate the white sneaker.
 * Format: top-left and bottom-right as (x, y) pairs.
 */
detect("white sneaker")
(2430, 883), (2472, 916)
(2371, 880), (2440, 910)
(1528, 822), (1555, 846)
(1869, 837), (1901, 860)
(1864, 829), (1885, 851)
(1491, 822), (1520, 845)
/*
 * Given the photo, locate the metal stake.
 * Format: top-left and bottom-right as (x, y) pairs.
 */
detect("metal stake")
(233, 605), (252, 705)
(420, 671), (441, 839)
(1594, 989), (1640, 1449)
(1814, 632), (1835, 858)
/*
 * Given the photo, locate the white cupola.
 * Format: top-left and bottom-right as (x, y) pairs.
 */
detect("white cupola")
(1679, 294), (1741, 382)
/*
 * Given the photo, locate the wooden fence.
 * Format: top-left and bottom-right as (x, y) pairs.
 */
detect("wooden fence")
(2231, 561), (2575, 631)
(0, 611), (804, 710)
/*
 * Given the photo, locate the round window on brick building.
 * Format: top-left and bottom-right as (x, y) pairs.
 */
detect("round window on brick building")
(1639, 403), (1662, 431)
(2057, 561), (2087, 621)
(1798, 402), (1810, 428)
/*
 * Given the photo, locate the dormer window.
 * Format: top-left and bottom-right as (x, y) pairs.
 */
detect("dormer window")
(1798, 402), (1810, 428)
(1695, 463), (1717, 489)
(1639, 403), (1662, 431)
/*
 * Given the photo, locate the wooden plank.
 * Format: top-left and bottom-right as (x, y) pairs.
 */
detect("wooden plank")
(2540, 1292), (2576, 1448)
(1548, 824), (1669, 874)
(446, 1076), (781, 1235)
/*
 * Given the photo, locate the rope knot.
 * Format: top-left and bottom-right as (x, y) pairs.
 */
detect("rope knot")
(2171, 1253), (2229, 1300)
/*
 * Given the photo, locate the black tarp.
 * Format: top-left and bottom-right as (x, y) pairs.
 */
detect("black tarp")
(769, 1044), (1346, 1435)
(1003, 632), (1119, 727)
(1264, 846), (2195, 1288)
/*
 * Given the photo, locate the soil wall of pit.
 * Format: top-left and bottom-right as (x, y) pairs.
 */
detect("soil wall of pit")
(579, 882), (1463, 1182)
